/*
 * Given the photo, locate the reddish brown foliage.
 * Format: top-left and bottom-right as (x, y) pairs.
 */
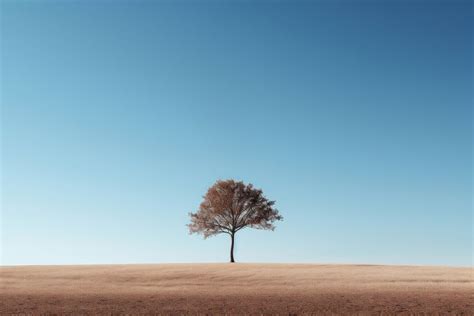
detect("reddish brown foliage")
(188, 179), (282, 262)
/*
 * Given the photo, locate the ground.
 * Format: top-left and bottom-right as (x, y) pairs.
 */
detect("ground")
(1, 263), (472, 314)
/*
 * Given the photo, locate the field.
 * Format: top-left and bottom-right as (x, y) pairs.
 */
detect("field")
(1, 263), (472, 314)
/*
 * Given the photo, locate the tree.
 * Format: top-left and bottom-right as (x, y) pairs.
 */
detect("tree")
(188, 179), (283, 263)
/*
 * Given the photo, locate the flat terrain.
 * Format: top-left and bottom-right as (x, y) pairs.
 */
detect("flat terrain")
(1, 263), (472, 314)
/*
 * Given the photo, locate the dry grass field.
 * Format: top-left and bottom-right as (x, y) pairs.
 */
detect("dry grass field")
(1, 263), (472, 314)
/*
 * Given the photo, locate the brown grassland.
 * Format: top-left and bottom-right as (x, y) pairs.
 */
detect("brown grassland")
(1, 263), (472, 314)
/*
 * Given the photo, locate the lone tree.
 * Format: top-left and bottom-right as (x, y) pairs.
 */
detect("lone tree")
(188, 179), (282, 263)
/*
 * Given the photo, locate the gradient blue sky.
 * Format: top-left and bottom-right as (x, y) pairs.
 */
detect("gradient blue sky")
(1, 0), (472, 266)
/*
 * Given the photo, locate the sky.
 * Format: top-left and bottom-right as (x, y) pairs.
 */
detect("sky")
(1, 0), (472, 266)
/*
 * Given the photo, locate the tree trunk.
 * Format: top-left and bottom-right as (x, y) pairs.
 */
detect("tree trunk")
(230, 233), (235, 263)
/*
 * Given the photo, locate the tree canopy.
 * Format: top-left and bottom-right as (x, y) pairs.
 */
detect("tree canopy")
(188, 179), (282, 262)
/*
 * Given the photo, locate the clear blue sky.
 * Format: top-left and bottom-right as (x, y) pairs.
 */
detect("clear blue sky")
(1, 0), (472, 266)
